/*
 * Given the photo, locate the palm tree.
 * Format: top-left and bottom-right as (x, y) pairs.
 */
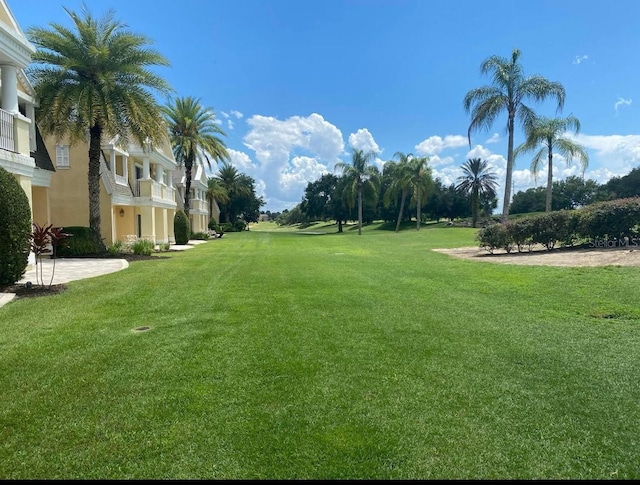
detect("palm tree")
(336, 149), (380, 235)
(383, 152), (413, 232)
(27, 6), (171, 249)
(455, 158), (499, 228)
(214, 162), (251, 223)
(206, 177), (229, 223)
(514, 115), (589, 212)
(407, 156), (432, 230)
(464, 48), (565, 221)
(163, 96), (230, 217)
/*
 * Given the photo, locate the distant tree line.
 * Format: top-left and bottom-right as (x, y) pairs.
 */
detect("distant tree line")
(509, 167), (640, 215)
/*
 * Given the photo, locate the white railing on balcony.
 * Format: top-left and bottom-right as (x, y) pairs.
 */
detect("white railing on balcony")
(133, 179), (141, 197)
(165, 186), (176, 202)
(115, 174), (128, 185)
(0, 109), (15, 152)
(152, 181), (162, 198)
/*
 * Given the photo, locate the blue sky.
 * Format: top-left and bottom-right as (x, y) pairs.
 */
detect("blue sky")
(10, 0), (640, 212)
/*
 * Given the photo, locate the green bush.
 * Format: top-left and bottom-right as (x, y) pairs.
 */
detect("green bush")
(233, 220), (247, 232)
(577, 198), (640, 241)
(220, 222), (233, 233)
(476, 223), (514, 254)
(529, 210), (577, 250)
(190, 232), (209, 240)
(505, 218), (534, 252)
(54, 226), (104, 257)
(132, 239), (154, 256)
(0, 167), (31, 285)
(107, 240), (127, 256)
(208, 218), (221, 233)
(174, 210), (189, 245)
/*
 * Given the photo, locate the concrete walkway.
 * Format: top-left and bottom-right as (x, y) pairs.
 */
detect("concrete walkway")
(0, 240), (208, 308)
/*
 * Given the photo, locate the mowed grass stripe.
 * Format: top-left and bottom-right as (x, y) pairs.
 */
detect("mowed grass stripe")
(0, 227), (639, 479)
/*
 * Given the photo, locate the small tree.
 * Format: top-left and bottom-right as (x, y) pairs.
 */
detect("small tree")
(174, 210), (190, 245)
(0, 167), (31, 285)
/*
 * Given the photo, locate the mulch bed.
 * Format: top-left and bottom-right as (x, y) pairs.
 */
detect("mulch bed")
(1, 282), (68, 299)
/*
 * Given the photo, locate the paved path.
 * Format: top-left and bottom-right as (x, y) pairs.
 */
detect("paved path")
(0, 240), (209, 308)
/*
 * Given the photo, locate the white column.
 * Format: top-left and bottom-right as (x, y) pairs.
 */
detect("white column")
(1, 65), (18, 114)
(109, 150), (116, 172)
(123, 155), (129, 184)
(155, 165), (164, 183)
(143, 157), (150, 178)
(25, 103), (36, 152)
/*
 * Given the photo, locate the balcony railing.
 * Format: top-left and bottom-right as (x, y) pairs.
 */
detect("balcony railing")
(133, 178), (176, 202)
(0, 109), (15, 152)
(115, 174), (128, 186)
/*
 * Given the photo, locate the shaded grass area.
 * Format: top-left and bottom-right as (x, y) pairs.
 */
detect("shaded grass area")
(1, 228), (639, 479)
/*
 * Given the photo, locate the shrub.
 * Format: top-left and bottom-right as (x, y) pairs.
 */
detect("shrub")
(576, 198), (640, 241)
(107, 240), (127, 256)
(174, 210), (189, 245)
(220, 222), (233, 233)
(208, 218), (221, 233)
(505, 218), (534, 252)
(233, 219), (247, 232)
(0, 167), (31, 285)
(529, 210), (577, 250)
(132, 239), (154, 256)
(190, 231), (210, 240)
(54, 226), (104, 257)
(476, 223), (514, 254)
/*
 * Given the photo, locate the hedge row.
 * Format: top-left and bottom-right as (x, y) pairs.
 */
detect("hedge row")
(477, 197), (640, 253)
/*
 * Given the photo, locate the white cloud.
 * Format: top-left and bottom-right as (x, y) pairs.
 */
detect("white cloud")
(213, 118), (223, 126)
(242, 113), (345, 210)
(614, 97), (632, 114)
(486, 133), (500, 144)
(227, 119), (235, 130)
(573, 54), (589, 65)
(348, 128), (381, 154)
(230, 110), (244, 119)
(220, 111), (230, 119)
(414, 134), (467, 155)
(227, 149), (256, 171)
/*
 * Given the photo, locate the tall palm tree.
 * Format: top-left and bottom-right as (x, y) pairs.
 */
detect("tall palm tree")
(514, 115), (589, 212)
(464, 48), (565, 221)
(214, 162), (251, 223)
(407, 156), (432, 230)
(383, 152), (413, 232)
(163, 96), (230, 217)
(206, 177), (229, 223)
(455, 158), (499, 228)
(336, 148), (380, 235)
(27, 6), (171, 249)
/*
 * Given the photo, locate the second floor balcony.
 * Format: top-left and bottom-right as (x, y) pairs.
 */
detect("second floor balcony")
(133, 178), (176, 203)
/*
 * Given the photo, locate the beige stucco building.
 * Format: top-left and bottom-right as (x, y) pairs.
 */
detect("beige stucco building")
(0, 0), (55, 266)
(45, 134), (180, 246)
(173, 164), (217, 233)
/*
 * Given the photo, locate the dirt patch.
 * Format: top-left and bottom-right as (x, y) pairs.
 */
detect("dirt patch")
(433, 245), (640, 267)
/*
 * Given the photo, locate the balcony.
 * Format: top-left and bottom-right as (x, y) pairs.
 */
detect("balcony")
(134, 178), (176, 202)
(0, 108), (14, 152)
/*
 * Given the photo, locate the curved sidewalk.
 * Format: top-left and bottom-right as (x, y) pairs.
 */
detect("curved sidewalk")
(0, 258), (129, 308)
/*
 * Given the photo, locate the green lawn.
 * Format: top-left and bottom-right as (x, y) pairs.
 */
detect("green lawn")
(1, 225), (639, 479)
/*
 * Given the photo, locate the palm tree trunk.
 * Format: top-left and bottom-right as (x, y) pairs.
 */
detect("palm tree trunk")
(184, 159), (193, 218)
(472, 189), (479, 228)
(395, 191), (406, 232)
(338, 219), (343, 233)
(88, 123), (106, 252)
(502, 114), (516, 221)
(546, 150), (553, 212)
(416, 193), (421, 230)
(357, 179), (363, 235)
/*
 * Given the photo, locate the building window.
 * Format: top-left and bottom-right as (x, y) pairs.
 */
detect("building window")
(56, 145), (70, 168)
